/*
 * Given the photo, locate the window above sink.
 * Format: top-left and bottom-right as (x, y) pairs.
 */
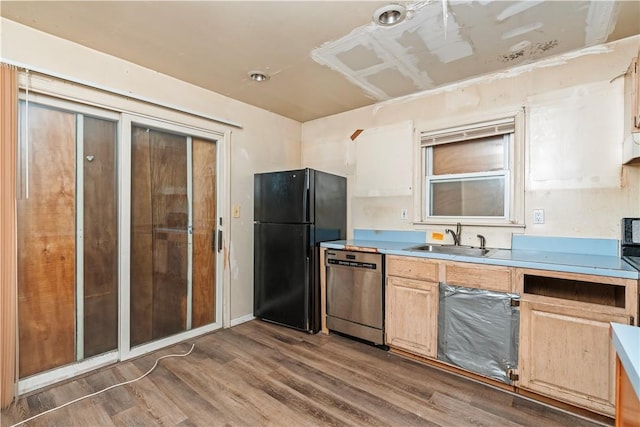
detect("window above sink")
(415, 110), (525, 227)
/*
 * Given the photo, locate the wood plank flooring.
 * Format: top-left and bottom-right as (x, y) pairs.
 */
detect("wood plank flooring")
(2, 320), (613, 427)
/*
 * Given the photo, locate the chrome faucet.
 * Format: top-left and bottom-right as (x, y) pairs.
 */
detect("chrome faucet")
(445, 222), (462, 246)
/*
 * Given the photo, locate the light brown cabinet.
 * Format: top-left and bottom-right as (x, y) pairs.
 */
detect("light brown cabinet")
(386, 276), (439, 358)
(386, 255), (439, 281)
(519, 298), (630, 416)
(326, 249), (640, 418)
(442, 261), (514, 293)
(385, 255), (439, 358)
(516, 268), (638, 417)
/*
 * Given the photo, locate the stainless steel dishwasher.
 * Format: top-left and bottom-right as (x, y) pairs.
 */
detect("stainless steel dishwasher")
(325, 249), (384, 345)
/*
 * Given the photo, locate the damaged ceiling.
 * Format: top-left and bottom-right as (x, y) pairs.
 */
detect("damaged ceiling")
(1, 1), (639, 122)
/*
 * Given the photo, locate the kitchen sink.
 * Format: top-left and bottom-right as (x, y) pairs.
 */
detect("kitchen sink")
(405, 244), (496, 257)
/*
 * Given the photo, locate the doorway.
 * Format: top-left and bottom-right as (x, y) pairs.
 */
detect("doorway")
(129, 124), (218, 349)
(16, 98), (225, 393)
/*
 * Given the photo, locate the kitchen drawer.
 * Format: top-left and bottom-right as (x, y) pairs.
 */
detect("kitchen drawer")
(444, 262), (513, 293)
(386, 255), (439, 282)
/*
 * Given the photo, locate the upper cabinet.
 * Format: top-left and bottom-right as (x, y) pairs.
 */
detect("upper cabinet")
(354, 121), (414, 197)
(629, 55), (640, 133)
(623, 50), (640, 165)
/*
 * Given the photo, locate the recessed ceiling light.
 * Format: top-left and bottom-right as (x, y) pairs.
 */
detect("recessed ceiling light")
(373, 4), (407, 27)
(248, 70), (270, 82)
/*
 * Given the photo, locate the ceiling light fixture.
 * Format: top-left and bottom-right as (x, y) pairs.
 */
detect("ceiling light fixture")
(248, 70), (270, 82)
(373, 4), (407, 27)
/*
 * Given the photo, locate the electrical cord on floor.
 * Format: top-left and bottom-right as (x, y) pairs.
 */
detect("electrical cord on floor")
(10, 343), (196, 427)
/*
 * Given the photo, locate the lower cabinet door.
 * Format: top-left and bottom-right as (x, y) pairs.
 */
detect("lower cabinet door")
(385, 277), (438, 358)
(519, 299), (631, 416)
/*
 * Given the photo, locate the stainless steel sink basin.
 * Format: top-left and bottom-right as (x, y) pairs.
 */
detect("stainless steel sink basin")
(405, 244), (496, 257)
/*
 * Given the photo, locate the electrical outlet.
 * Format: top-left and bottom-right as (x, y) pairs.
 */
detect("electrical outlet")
(400, 208), (408, 220)
(533, 209), (544, 224)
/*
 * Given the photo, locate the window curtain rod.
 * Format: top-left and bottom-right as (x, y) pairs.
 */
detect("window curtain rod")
(0, 58), (243, 129)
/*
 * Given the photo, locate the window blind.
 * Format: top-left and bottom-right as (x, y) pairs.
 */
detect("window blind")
(421, 117), (515, 147)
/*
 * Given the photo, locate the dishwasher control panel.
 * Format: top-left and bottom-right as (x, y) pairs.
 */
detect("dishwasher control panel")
(326, 258), (378, 269)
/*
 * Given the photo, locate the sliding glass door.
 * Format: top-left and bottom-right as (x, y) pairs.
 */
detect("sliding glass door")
(129, 122), (218, 349)
(16, 98), (224, 392)
(17, 100), (118, 379)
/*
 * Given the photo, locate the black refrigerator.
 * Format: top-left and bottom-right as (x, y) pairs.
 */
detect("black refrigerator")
(254, 168), (346, 333)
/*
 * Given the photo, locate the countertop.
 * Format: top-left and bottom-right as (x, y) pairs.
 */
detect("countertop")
(321, 239), (640, 279)
(611, 323), (640, 398)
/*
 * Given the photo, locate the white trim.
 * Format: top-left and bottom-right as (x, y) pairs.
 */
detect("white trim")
(221, 131), (232, 329)
(18, 351), (118, 395)
(428, 170), (507, 182)
(19, 90), (126, 121)
(230, 314), (256, 327)
(413, 220), (526, 228)
(118, 114), (133, 358)
(186, 136), (194, 331)
(75, 114), (85, 361)
(6, 59), (243, 129)
(126, 113), (224, 142)
(123, 323), (220, 361)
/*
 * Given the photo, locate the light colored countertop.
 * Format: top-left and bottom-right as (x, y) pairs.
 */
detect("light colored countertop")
(611, 323), (640, 398)
(321, 239), (640, 279)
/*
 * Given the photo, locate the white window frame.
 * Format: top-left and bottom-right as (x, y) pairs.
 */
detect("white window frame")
(416, 111), (525, 227)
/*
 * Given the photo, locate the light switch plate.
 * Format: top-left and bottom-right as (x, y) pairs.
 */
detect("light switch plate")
(232, 205), (241, 218)
(400, 208), (408, 220)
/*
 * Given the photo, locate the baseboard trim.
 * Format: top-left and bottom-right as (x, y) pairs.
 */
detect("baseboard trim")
(230, 314), (255, 327)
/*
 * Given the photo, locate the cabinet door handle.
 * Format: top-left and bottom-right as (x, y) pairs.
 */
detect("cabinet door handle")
(218, 230), (223, 252)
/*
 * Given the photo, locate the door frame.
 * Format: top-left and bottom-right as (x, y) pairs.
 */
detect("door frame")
(119, 113), (227, 361)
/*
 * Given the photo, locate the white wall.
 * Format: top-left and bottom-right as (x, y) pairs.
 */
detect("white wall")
(0, 18), (302, 322)
(302, 36), (640, 248)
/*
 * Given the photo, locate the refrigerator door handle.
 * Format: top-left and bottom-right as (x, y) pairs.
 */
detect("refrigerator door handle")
(303, 168), (312, 222)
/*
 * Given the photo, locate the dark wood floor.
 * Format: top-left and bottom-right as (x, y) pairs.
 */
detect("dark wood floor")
(2, 320), (612, 427)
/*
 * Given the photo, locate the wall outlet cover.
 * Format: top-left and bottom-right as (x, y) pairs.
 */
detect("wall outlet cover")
(533, 209), (544, 224)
